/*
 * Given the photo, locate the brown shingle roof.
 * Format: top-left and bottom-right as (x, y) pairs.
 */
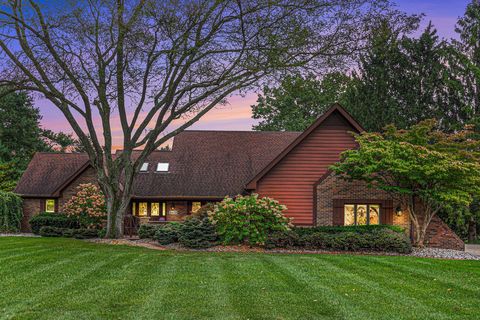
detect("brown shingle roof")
(132, 130), (300, 198)
(15, 153), (90, 197)
(15, 131), (300, 198)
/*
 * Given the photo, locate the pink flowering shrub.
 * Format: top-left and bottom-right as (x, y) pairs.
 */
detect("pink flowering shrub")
(208, 194), (291, 245)
(63, 183), (106, 229)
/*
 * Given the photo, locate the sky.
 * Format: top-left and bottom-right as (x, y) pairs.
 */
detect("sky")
(36, 0), (472, 147)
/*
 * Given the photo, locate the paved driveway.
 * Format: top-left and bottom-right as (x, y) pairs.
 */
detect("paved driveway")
(465, 244), (480, 256)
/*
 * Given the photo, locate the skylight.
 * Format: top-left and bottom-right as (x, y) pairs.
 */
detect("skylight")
(140, 163), (149, 172)
(156, 162), (169, 172)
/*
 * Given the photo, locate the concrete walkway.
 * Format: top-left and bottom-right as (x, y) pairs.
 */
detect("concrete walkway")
(465, 244), (480, 257)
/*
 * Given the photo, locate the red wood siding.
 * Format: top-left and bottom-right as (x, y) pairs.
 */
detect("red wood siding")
(255, 111), (359, 225)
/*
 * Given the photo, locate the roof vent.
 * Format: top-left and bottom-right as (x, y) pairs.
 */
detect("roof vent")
(156, 163), (169, 172)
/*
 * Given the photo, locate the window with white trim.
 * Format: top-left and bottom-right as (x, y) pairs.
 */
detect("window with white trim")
(140, 163), (149, 172)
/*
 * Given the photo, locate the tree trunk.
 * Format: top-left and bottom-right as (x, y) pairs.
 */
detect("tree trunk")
(468, 217), (477, 242)
(407, 198), (435, 247)
(105, 186), (130, 239)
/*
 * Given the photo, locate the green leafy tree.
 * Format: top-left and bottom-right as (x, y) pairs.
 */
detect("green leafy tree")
(252, 73), (353, 131)
(453, 0), (480, 116)
(41, 130), (84, 153)
(345, 22), (466, 131)
(331, 120), (480, 247)
(0, 90), (46, 165)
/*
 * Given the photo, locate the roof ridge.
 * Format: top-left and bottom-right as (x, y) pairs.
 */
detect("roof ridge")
(182, 130), (302, 133)
(34, 152), (89, 155)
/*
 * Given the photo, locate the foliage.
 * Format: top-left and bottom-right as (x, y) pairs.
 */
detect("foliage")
(452, 0), (480, 117)
(138, 224), (161, 239)
(0, 89), (84, 190)
(39, 226), (99, 238)
(63, 184), (106, 229)
(266, 228), (412, 253)
(29, 212), (80, 235)
(252, 73), (353, 131)
(331, 120), (480, 246)
(39, 226), (64, 237)
(345, 22), (472, 132)
(438, 201), (480, 241)
(292, 224), (405, 236)
(0, 191), (23, 232)
(154, 223), (182, 245)
(41, 130), (84, 153)
(0, 90), (47, 166)
(0, 161), (24, 192)
(191, 203), (215, 219)
(209, 194), (291, 245)
(178, 217), (217, 249)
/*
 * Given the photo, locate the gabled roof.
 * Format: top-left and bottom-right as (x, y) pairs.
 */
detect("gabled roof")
(245, 104), (364, 189)
(131, 130), (300, 198)
(14, 153), (90, 197)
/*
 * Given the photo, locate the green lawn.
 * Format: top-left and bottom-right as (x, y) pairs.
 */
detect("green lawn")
(0, 238), (479, 320)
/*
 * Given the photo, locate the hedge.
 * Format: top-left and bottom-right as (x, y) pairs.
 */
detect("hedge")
(154, 223), (182, 245)
(0, 191), (23, 233)
(178, 217), (217, 248)
(39, 226), (99, 239)
(138, 224), (162, 239)
(265, 227), (412, 253)
(29, 212), (80, 234)
(292, 225), (405, 236)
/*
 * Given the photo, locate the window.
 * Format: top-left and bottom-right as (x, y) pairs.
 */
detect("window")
(45, 199), (55, 213)
(344, 204), (380, 226)
(151, 203), (160, 216)
(132, 202), (136, 216)
(162, 203), (166, 216)
(138, 202), (148, 216)
(156, 163), (169, 172)
(140, 163), (149, 172)
(191, 202), (202, 213)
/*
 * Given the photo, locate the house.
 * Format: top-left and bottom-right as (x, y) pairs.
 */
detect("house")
(14, 104), (464, 249)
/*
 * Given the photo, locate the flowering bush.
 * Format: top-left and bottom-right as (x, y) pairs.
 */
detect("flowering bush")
(208, 194), (291, 245)
(63, 183), (106, 229)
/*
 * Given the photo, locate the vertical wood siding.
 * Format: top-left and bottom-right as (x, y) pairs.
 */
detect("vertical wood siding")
(256, 111), (359, 225)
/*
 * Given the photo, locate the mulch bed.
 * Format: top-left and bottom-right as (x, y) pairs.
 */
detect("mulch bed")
(87, 238), (480, 260)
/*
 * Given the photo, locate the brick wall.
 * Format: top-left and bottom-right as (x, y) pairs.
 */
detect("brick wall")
(20, 198), (42, 232)
(316, 173), (409, 229)
(424, 215), (465, 250)
(315, 173), (464, 250)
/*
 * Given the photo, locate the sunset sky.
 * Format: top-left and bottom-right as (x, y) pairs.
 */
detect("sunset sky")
(36, 0), (472, 147)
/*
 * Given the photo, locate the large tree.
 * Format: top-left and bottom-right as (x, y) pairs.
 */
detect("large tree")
(331, 120), (480, 247)
(0, 90), (45, 165)
(345, 22), (468, 131)
(0, 0), (398, 237)
(0, 90), (46, 191)
(251, 73), (353, 131)
(453, 0), (480, 116)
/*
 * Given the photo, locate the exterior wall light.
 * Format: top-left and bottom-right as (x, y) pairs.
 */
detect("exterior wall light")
(395, 206), (403, 216)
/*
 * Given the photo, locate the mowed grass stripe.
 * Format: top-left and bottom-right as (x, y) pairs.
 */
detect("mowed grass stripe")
(264, 254), (373, 320)
(316, 255), (449, 320)
(4, 250), (129, 317)
(1, 238), (480, 320)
